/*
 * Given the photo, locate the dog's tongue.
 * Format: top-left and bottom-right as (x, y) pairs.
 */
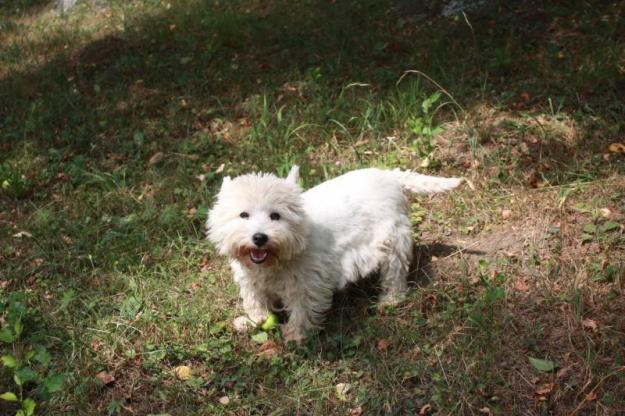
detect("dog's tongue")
(250, 249), (268, 263)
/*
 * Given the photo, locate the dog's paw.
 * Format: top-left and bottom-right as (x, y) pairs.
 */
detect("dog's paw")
(378, 292), (406, 309)
(233, 316), (258, 332)
(281, 324), (305, 345)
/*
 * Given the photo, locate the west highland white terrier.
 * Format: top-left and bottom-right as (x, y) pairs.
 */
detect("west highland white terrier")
(207, 166), (462, 342)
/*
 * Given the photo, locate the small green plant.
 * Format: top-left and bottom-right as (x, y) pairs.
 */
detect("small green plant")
(580, 220), (621, 244)
(1, 293), (64, 416)
(0, 161), (32, 199)
(407, 91), (444, 164)
(468, 260), (507, 332)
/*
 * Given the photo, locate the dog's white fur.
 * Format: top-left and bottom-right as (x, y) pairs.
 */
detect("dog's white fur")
(207, 167), (461, 342)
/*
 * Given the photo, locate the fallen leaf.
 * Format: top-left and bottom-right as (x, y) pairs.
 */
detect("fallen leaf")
(96, 370), (115, 385)
(215, 163), (225, 174)
(350, 406), (364, 416)
(335, 383), (351, 401)
(174, 365), (192, 381)
(426, 294), (438, 307)
(148, 152), (165, 165)
(585, 391), (598, 401)
(556, 367), (569, 379)
(599, 208), (611, 218)
(218, 396), (230, 405)
(608, 143), (625, 153)
(199, 256), (210, 271)
(528, 356), (556, 372)
(256, 340), (281, 359)
(514, 278), (530, 292)
(419, 404), (432, 415)
(376, 338), (391, 352)
(535, 383), (554, 395)
(581, 318), (598, 331)
(12, 231), (33, 238)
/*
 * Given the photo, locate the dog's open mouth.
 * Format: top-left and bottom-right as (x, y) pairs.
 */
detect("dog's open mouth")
(250, 249), (269, 264)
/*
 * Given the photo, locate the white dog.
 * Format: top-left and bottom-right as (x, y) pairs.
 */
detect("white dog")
(207, 166), (462, 342)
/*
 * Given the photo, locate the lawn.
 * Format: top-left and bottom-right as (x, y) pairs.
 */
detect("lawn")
(1, 0), (624, 414)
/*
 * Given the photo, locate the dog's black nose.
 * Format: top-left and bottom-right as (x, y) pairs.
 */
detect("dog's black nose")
(252, 233), (269, 247)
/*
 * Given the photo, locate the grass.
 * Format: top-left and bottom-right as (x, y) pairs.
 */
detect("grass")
(1, 0), (624, 414)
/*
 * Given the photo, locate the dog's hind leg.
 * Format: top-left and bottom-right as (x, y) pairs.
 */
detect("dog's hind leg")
(378, 223), (413, 306)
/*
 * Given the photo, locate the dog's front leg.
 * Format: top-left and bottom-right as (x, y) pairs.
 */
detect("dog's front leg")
(233, 280), (269, 333)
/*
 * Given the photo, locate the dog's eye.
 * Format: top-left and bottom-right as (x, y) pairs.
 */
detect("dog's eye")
(239, 212), (249, 219)
(269, 212), (281, 221)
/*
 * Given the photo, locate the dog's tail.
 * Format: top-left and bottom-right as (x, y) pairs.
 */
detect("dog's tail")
(389, 169), (463, 194)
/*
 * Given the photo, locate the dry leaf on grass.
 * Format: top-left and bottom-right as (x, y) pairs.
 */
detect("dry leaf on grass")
(608, 143), (625, 153)
(514, 278), (530, 292)
(335, 383), (351, 401)
(419, 404), (431, 415)
(96, 370), (115, 385)
(148, 152), (165, 165)
(599, 208), (611, 218)
(256, 340), (282, 359)
(501, 209), (512, 220)
(350, 406), (364, 416)
(376, 338), (391, 352)
(581, 318), (598, 331)
(535, 383), (554, 398)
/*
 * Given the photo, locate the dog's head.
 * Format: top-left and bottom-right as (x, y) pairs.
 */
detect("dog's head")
(207, 166), (308, 268)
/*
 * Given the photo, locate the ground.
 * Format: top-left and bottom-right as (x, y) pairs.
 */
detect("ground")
(1, 0), (624, 415)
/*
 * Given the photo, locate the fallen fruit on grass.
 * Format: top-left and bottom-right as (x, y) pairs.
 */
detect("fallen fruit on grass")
(174, 365), (192, 381)
(261, 312), (278, 331)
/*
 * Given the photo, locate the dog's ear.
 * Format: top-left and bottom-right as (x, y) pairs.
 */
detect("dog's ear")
(220, 176), (232, 191)
(285, 165), (300, 185)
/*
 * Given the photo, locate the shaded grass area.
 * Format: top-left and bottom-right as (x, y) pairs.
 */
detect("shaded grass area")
(1, 0), (624, 414)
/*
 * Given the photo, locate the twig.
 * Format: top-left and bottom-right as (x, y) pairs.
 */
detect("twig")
(396, 70), (465, 114)
(569, 366), (625, 416)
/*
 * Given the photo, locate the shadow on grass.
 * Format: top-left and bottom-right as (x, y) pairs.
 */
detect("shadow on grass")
(316, 242), (484, 346)
(1, 0), (624, 160)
